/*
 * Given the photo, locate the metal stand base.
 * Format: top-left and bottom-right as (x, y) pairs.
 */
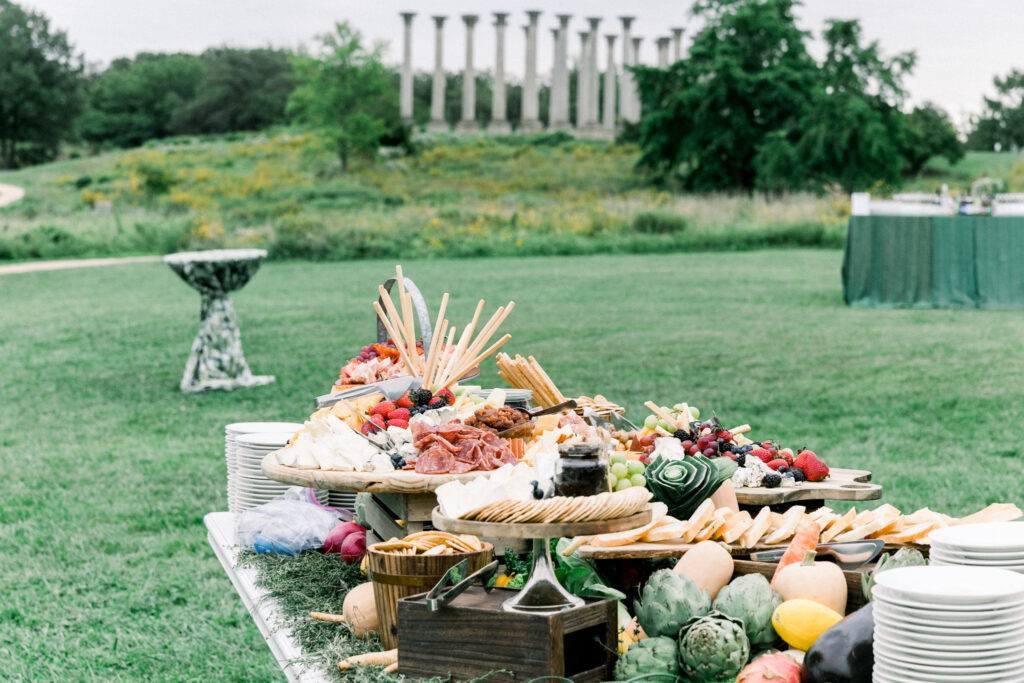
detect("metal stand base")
(502, 537), (584, 614)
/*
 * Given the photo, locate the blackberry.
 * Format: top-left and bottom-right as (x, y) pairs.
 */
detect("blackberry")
(672, 429), (690, 441)
(734, 453), (747, 467)
(412, 389), (433, 406)
(791, 468), (806, 483)
(763, 472), (782, 488)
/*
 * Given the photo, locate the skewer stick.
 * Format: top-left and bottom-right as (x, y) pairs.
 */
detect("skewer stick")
(428, 325), (457, 389)
(440, 334), (512, 390)
(728, 424), (751, 436)
(378, 283), (421, 375)
(465, 302), (515, 362)
(422, 291), (449, 383)
(373, 302), (417, 372)
(435, 300), (484, 388)
(644, 401), (682, 430)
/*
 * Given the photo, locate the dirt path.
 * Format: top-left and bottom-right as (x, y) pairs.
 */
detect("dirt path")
(0, 183), (25, 207)
(0, 255), (162, 276)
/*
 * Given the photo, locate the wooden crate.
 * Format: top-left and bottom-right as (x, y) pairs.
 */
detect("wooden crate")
(397, 587), (616, 682)
(734, 559), (868, 612)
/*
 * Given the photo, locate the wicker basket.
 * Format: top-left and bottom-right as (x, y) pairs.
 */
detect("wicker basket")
(368, 542), (493, 648)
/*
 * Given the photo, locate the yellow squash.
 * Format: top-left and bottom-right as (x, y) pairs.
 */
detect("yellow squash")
(771, 599), (842, 651)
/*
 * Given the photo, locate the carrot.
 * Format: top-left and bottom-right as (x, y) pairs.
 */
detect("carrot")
(308, 611), (345, 623)
(770, 521), (821, 587)
(338, 649), (398, 670)
(383, 662), (398, 673)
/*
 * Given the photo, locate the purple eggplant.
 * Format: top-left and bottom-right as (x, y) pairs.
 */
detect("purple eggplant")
(801, 602), (873, 683)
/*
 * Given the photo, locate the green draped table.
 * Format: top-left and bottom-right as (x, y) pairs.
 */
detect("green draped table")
(842, 215), (1024, 308)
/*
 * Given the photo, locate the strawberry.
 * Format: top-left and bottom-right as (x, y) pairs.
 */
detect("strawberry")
(395, 391), (414, 409)
(370, 400), (395, 417)
(427, 397), (445, 409)
(360, 421), (379, 435)
(802, 453), (830, 482)
(794, 449), (815, 469)
(387, 408), (410, 422)
(715, 430), (732, 440)
(436, 388), (455, 403)
(387, 418), (409, 430)
(369, 414), (386, 429)
(767, 458), (789, 471)
(750, 448), (773, 463)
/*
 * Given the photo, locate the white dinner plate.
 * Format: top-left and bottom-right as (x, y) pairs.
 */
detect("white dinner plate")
(872, 590), (1024, 615)
(929, 551), (1024, 567)
(874, 646), (1024, 671)
(930, 545), (1024, 560)
(874, 639), (1024, 663)
(226, 422), (303, 435)
(929, 523), (1024, 552)
(873, 624), (1022, 649)
(872, 659), (1024, 682)
(873, 566), (1024, 604)
(872, 605), (1024, 630)
(874, 651), (1024, 675)
(236, 432), (296, 447)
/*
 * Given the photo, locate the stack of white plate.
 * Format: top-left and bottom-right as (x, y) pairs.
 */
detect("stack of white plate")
(929, 522), (1024, 573)
(226, 425), (328, 512)
(327, 490), (357, 511)
(872, 565), (1024, 682)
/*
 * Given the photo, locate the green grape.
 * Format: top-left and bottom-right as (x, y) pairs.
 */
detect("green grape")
(643, 415), (658, 429)
(609, 452), (628, 466)
(614, 478), (633, 491)
(658, 419), (673, 431)
(690, 407), (701, 420)
(673, 403), (688, 411)
(629, 474), (647, 488)
(610, 462), (629, 479)
(626, 460), (646, 475)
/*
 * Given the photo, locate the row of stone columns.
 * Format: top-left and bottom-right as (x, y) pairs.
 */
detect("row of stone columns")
(399, 12), (685, 136)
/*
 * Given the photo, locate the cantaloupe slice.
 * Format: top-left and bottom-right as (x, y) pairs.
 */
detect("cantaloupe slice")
(682, 500), (716, 543)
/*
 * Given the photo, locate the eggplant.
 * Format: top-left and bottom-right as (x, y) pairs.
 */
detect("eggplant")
(800, 602), (873, 683)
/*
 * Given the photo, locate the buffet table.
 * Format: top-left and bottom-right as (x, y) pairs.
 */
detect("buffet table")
(842, 215), (1024, 308)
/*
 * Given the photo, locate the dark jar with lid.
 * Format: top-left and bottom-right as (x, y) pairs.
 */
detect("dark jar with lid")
(554, 443), (609, 497)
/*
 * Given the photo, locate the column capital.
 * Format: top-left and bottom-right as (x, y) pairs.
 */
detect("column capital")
(493, 12), (508, 25)
(619, 16), (635, 28)
(671, 27), (685, 38)
(526, 10), (542, 21)
(657, 37), (670, 48)
(586, 16), (601, 29)
(605, 34), (617, 46)
(400, 12), (416, 22)
(556, 14), (572, 27)
(462, 14), (478, 27)
(431, 15), (446, 26)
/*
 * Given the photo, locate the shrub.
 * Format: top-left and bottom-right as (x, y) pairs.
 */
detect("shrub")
(633, 211), (689, 234)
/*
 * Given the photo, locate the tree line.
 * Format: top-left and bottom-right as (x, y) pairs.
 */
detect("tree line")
(2, 0), (1024, 192)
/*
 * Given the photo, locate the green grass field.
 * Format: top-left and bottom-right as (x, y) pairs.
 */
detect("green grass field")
(3, 251), (1023, 680)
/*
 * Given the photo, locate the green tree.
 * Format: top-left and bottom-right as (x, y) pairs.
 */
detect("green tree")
(902, 102), (964, 175)
(0, 0), (84, 168)
(287, 22), (399, 170)
(632, 0), (819, 190)
(170, 48), (295, 134)
(78, 53), (205, 148)
(967, 69), (1024, 151)
(796, 19), (915, 192)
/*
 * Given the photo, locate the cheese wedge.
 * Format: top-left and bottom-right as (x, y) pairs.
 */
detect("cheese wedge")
(954, 503), (1023, 526)
(870, 518), (904, 538)
(882, 521), (938, 544)
(821, 508), (858, 543)
(834, 516), (891, 542)
(643, 522), (689, 542)
(808, 507), (835, 523)
(590, 503), (669, 547)
(762, 506), (806, 545)
(682, 500), (716, 543)
(737, 507), (770, 548)
(721, 511), (753, 544)
(694, 511), (728, 542)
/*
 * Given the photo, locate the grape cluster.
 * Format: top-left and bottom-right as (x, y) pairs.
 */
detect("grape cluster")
(675, 418), (739, 458)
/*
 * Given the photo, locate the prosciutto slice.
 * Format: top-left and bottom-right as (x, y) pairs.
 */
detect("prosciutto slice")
(409, 421), (517, 474)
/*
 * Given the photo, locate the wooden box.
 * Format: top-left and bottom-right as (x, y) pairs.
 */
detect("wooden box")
(397, 587), (616, 682)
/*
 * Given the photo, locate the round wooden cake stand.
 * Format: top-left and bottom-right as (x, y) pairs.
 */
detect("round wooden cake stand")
(261, 452), (491, 493)
(432, 506), (652, 615)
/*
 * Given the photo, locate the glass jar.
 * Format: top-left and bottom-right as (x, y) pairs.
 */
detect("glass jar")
(554, 443), (608, 497)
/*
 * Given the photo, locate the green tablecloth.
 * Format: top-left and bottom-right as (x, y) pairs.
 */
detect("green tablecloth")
(842, 216), (1024, 308)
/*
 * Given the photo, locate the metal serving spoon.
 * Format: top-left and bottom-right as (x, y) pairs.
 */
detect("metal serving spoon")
(750, 539), (886, 570)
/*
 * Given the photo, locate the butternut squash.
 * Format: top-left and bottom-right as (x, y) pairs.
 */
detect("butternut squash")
(773, 550), (848, 615)
(673, 540), (734, 600)
(342, 581), (379, 638)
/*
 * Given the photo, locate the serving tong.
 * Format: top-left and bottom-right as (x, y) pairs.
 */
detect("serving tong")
(424, 559), (499, 611)
(750, 539), (885, 570)
(494, 399), (578, 438)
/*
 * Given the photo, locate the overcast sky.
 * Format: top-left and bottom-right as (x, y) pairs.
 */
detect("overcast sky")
(24, 1), (1023, 128)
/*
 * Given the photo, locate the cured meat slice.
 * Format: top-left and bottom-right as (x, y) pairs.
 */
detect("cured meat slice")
(410, 421), (433, 442)
(415, 446), (455, 474)
(414, 433), (459, 454)
(448, 459), (476, 474)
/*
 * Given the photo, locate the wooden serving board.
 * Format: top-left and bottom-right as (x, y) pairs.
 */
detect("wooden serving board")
(432, 507), (653, 539)
(261, 452), (490, 493)
(576, 540), (785, 560)
(734, 467), (881, 504)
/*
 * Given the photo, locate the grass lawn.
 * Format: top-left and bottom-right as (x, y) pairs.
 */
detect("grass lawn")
(2, 249), (1023, 680)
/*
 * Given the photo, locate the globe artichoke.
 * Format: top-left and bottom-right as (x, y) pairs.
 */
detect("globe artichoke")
(634, 568), (710, 638)
(711, 573), (782, 648)
(862, 547), (927, 601)
(677, 610), (750, 682)
(614, 636), (680, 681)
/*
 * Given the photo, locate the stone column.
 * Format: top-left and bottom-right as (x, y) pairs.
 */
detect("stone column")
(671, 27), (685, 62)
(400, 12), (415, 123)
(520, 10), (543, 133)
(631, 37), (643, 120)
(602, 34), (617, 135)
(586, 17), (602, 130)
(550, 14), (572, 132)
(619, 16), (636, 123)
(576, 31), (591, 130)
(490, 13), (511, 135)
(427, 16), (448, 133)
(457, 15), (479, 134)
(657, 37), (670, 68)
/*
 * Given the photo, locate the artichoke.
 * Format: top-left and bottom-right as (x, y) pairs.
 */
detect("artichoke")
(862, 547), (927, 601)
(711, 573), (782, 648)
(634, 569), (710, 638)
(614, 636), (680, 681)
(677, 610), (750, 682)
